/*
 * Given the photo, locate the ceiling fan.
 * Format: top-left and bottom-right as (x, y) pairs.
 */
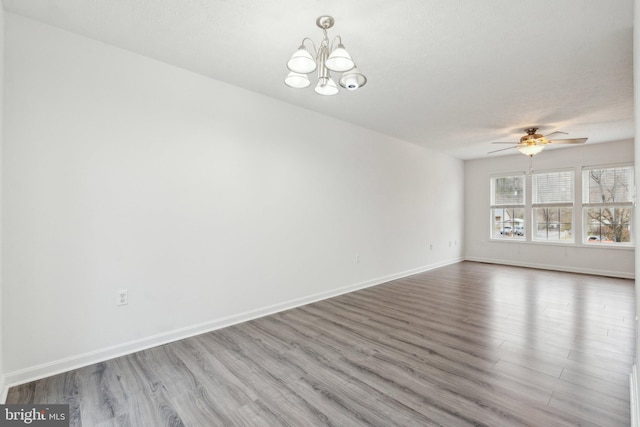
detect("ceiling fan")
(488, 127), (588, 157)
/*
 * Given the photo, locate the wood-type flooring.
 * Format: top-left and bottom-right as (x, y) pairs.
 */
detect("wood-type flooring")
(7, 261), (636, 426)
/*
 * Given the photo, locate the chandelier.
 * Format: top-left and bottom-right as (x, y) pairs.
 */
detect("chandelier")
(285, 16), (367, 96)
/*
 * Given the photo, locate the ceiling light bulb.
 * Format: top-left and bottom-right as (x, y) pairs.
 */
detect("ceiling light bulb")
(326, 44), (355, 72)
(314, 77), (339, 95)
(287, 46), (317, 74)
(339, 67), (367, 90)
(344, 76), (359, 90)
(284, 72), (311, 88)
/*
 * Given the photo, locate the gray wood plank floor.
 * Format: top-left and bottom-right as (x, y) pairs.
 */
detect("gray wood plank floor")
(7, 261), (635, 426)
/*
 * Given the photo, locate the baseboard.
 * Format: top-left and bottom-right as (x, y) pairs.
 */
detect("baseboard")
(464, 256), (634, 279)
(3, 257), (462, 390)
(0, 374), (6, 404)
(632, 365), (639, 427)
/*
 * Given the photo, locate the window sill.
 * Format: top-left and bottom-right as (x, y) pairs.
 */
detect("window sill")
(489, 238), (634, 250)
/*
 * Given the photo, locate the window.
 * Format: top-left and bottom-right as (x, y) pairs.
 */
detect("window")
(490, 164), (634, 246)
(582, 165), (634, 245)
(532, 170), (574, 242)
(491, 174), (525, 239)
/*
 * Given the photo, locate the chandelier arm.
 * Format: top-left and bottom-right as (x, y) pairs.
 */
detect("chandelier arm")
(330, 35), (342, 51)
(301, 37), (318, 57)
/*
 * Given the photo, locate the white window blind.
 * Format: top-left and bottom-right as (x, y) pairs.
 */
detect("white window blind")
(531, 169), (574, 242)
(532, 170), (574, 205)
(582, 166), (634, 204)
(491, 174), (524, 206)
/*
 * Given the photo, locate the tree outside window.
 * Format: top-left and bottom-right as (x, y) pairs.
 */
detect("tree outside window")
(582, 166), (633, 244)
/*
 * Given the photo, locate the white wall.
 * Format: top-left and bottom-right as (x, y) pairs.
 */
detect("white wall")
(1, 14), (464, 384)
(465, 139), (635, 278)
(633, 1), (640, 424)
(0, 2), (5, 402)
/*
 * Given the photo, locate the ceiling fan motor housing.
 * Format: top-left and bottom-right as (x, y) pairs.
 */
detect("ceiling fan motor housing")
(520, 128), (547, 145)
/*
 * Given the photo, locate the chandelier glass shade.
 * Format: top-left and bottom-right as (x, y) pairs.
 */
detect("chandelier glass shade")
(284, 71), (311, 89)
(315, 77), (339, 96)
(326, 44), (355, 72)
(285, 16), (367, 96)
(286, 46), (317, 74)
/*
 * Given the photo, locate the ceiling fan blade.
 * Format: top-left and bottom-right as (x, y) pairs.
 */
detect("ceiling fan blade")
(491, 141), (519, 144)
(548, 137), (588, 145)
(544, 131), (568, 139)
(488, 146), (518, 154)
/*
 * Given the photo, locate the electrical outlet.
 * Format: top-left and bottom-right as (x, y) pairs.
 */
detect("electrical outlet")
(117, 289), (128, 306)
(356, 254), (360, 264)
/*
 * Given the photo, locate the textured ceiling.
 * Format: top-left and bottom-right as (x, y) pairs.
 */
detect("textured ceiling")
(2, 0), (634, 159)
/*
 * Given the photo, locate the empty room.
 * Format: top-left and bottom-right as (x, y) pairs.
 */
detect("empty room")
(0, 1), (638, 426)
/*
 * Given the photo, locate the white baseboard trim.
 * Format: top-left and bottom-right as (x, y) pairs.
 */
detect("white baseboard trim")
(632, 365), (639, 427)
(464, 256), (634, 279)
(0, 374), (7, 404)
(3, 257), (462, 391)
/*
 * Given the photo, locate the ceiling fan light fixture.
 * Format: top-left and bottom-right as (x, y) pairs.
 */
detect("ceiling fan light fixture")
(517, 144), (545, 157)
(488, 127), (588, 156)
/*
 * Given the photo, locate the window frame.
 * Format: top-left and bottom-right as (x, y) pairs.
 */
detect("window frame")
(490, 172), (526, 240)
(531, 168), (575, 244)
(581, 163), (634, 246)
(488, 163), (635, 248)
